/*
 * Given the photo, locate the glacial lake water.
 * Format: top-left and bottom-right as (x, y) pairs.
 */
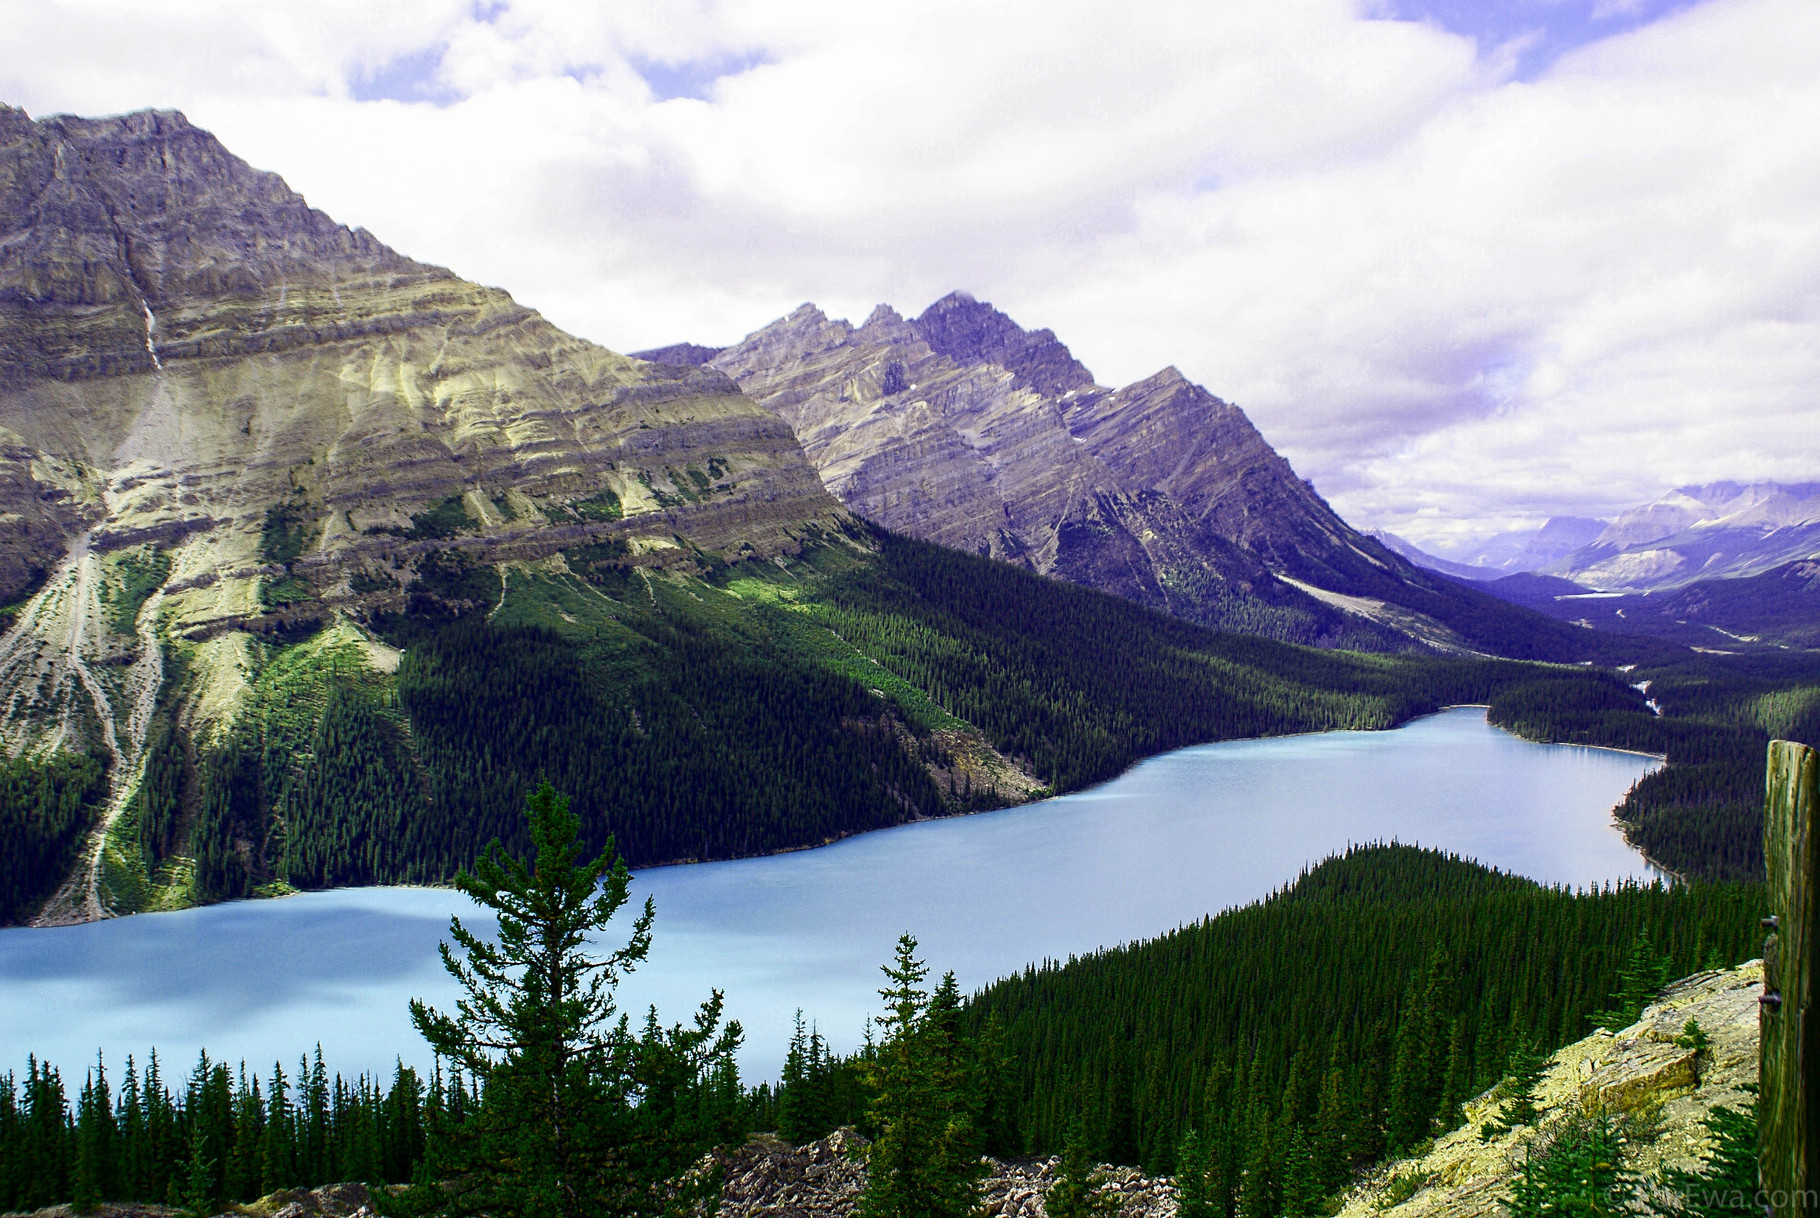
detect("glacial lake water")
(0, 707), (1660, 1082)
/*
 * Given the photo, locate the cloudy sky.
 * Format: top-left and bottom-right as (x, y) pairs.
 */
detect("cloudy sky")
(2, 0), (1815, 545)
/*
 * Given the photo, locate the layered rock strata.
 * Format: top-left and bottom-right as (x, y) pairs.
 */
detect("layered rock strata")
(0, 103), (852, 924)
(655, 293), (1499, 650)
(0, 103), (847, 761)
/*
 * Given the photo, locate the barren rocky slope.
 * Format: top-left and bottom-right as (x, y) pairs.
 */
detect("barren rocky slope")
(644, 294), (1600, 656)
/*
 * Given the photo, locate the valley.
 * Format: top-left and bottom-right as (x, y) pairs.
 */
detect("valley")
(0, 94), (1808, 1218)
(0, 104), (1727, 931)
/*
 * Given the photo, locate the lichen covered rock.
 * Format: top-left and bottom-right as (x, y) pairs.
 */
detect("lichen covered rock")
(1337, 961), (1763, 1218)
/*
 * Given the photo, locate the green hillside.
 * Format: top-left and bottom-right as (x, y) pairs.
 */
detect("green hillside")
(1, 525), (1777, 924)
(961, 844), (1761, 1193)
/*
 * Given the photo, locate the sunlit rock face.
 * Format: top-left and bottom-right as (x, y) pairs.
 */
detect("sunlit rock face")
(0, 104), (844, 632)
(695, 292), (1434, 646)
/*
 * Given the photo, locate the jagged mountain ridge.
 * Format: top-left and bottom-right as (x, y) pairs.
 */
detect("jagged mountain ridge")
(643, 293), (1608, 656)
(0, 105), (839, 623)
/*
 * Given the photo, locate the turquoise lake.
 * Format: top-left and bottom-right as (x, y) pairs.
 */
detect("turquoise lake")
(0, 707), (1660, 1080)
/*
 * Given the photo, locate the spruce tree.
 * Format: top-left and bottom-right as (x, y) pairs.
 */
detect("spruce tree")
(1046, 1122), (1116, 1218)
(181, 1121), (216, 1218)
(778, 1011), (813, 1144)
(402, 781), (739, 1218)
(857, 935), (985, 1218)
(1657, 1100), (1757, 1216)
(1479, 1036), (1547, 1142)
(1506, 1110), (1637, 1217)
(1592, 931), (1672, 1032)
(1176, 1127), (1214, 1218)
(261, 1061), (292, 1195)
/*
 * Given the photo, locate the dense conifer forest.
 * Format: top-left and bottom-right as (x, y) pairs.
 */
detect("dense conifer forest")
(760, 845), (1761, 1212)
(56, 530), (1608, 914)
(1, 845), (1763, 1216)
(5, 526), (1814, 917)
(1482, 655), (1820, 879)
(0, 753), (107, 924)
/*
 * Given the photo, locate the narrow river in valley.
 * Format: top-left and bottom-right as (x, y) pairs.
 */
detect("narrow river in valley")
(0, 708), (1659, 1081)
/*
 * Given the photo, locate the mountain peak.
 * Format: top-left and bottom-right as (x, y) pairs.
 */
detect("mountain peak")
(910, 291), (1096, 397)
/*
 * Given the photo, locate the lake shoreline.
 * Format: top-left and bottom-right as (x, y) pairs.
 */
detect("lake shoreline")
(14, 703), (1670, 930)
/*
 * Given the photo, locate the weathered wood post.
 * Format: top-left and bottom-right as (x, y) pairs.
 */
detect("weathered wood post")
(1763, 740), (1820, 1213)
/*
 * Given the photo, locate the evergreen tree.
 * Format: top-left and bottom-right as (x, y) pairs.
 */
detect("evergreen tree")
(1480, 1037), (1547, 1141)
(778, 1011), (815, 1144)
(1592, 931), (1672, 1032)
(1279, 1126), (1322, 1218)
(857, 935), (985, 1218)
(403, 781), (738, 1218)
(1506, 1110), (1637, 1217)
(1657, 1100), (1757, 1216)
(261, 1061), (293, 1195)
(1176, 1127), (1215, 1218)
(1046, 1122), (1116, 1218)
(181, 1120), (216, 1218)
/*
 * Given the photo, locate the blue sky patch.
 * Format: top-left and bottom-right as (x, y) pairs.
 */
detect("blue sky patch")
(349, 45), (465, 106)
(1379, 0), (1707, 79)
(632, 50), (770, 103)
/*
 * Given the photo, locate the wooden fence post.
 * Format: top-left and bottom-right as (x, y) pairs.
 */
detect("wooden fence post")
(1763, 740), (1820, 1213)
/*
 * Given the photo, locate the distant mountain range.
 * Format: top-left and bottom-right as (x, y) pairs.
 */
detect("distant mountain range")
(1374, 483), (1820, 650)
(1378, 483), (1820, 594)
(1367, 519), (1607, 583)
(637, 294), (1600, 659)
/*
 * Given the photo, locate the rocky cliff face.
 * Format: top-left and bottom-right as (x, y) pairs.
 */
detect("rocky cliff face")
(668, 293), (1538, 653)
(0, 104), (848, 922)
(0, 105), (839, 632)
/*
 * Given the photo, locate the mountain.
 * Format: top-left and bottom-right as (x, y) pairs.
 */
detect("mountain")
(644, 294), (1616, 659)
(6, 106), (1617, 928)
(1506, 559), (1820, 650)
(1364, 529), (1498, 581)
(1551, 482), (1820, 591)
(1433, 516), (1609, 575)
(1476, 570), (1596, 611)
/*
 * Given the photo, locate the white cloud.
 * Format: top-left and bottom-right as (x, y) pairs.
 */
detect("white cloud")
(0, 0), (1814, 543)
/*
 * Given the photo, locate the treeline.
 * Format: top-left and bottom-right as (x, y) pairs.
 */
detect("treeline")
(25, 524), (1784, 915)
(939, 845), (1761, 1200)
(0, 1049), (444, 1213)
(5, 846), (1764, 1217)
(0, 752), (106, 924)
(1485, 656), (1820, 880)
(134, 530), (1613, 904)
(0, 1039), (747, 1215)
(806, 531), (1520, 792)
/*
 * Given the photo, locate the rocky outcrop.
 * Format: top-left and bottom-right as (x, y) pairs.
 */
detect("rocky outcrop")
(713, 1128), (1178, 1218)
(1338, 962), (1762, 1218)
(696, 293), (1541, 653)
